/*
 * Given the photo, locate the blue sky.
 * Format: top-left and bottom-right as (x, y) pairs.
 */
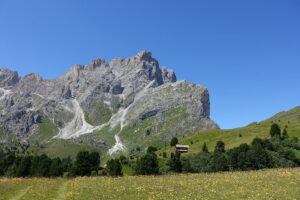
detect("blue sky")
(0, 0), (299, 129)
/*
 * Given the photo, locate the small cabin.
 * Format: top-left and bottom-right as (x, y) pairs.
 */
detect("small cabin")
(175, 144), (189, 153)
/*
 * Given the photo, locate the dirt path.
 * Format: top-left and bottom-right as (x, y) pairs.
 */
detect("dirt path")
(10, 186), (31, 200)
(54, 180), (69, 200)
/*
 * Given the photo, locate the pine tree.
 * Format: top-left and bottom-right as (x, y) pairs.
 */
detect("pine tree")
(167, 152), (182, 172)
(170, 137), (179, 147)
(89, 152), (100, 172)
(74, 151), (92, 176)
(49, 158), (63, 177)
(202, 142), (209, 153)
(270, 123), (281, 138)
(214, 141), (225, 153)
(282, 128), (288, 139)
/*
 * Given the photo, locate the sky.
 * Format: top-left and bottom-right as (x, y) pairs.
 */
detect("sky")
(0, 0), (300, 129)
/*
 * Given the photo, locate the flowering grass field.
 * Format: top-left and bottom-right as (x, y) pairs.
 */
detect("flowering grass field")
(0, 168), (299, 200)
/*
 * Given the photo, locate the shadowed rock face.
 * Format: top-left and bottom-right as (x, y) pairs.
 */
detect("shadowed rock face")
(0, 51), (218, 153)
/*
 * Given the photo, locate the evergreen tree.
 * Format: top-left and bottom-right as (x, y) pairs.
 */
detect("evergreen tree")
(282, 128), (288, 139)
(62, 157), (73, 173)
(30, 155), (40, 176)
(270, 123), (281, 138)
(0, 158), (3, 176)
(211, 141), (228, 171)
(49, 158), (63, 177)
(170, 137), (179, 147)
(16, 156), (31, 177)
(202, 142), (209, 153)
(136, 152), (159, 175)
(247, 142), (272, 169)
(89, 152), (100, 172)
(167, 152), (182, 172)
(214, 141), (225, 153)
(74, 151), (92, 176)
(227, 143), (251, 170)
(181, 157), (192, 172)
(0, 153), (15, 176)
(106, 159), (123, 176)
(211, 153), (228, 172)
(38, 154), (52, 177)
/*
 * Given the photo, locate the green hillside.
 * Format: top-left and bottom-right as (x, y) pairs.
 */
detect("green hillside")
(2, 106), (299, 162)
(28, 106), (300, 161)
(159, 106), (300, 156)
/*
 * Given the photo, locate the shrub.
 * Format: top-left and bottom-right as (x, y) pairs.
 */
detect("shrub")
(106, 159), (123, 177)
(136, 152), (159, 175)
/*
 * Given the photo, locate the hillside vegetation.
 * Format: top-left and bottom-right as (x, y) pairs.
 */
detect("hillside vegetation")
(160, 106), (300, 155)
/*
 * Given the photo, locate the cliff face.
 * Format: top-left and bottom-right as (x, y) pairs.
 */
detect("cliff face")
(0, 51), (218, 154)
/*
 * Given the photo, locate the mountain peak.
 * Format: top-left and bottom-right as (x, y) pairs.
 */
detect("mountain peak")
(134, 50), (153, 61)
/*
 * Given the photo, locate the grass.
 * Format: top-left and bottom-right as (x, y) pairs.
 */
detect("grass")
(121, 106), (205, 152)
(84, 101), (112, 126)
(158, 106), (300, 157)
(29, 117), (58, 143)
(0, 168), (299, 200)
(35, 139), (103, 159)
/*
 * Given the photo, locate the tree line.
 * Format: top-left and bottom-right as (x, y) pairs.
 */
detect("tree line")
(0, 123), (299, 177)
(165, 123), (300, 173)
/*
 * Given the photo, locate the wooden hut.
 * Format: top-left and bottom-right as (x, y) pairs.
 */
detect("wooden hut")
(175, 144), (189, 153)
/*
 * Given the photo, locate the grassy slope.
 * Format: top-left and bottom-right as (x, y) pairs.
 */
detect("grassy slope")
(0, 168), (299, 200)
(28, 117), (58, 144)
(25, 105), (300, 161)
(84, 101), (112, 126)
(158, 106), (300, 156)
(121, 106), (213, 153)
(38, 139), (103, 159)
(26, 117), (105, 159)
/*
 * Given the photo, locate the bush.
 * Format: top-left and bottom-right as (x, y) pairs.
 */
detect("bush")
(181, 157), (192, 173)
(63, 172), (73, 178)
(119, 155), (128, 165)
(91, 170), (98, 177)
(147, 146), (158, 153)
(106, 159), (123, 177)
(136, 152), (159, 175)
(210, 153), (228, 172)
(189, 152), (212, 173)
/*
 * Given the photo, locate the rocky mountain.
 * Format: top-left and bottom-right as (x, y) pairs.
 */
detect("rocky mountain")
(0, 51), (218, 156)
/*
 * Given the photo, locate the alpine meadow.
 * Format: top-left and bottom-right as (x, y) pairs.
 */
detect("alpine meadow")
(1, 1), (300, 199)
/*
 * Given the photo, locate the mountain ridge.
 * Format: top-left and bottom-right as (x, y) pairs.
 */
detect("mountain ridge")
(0, 51), (218, 155)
